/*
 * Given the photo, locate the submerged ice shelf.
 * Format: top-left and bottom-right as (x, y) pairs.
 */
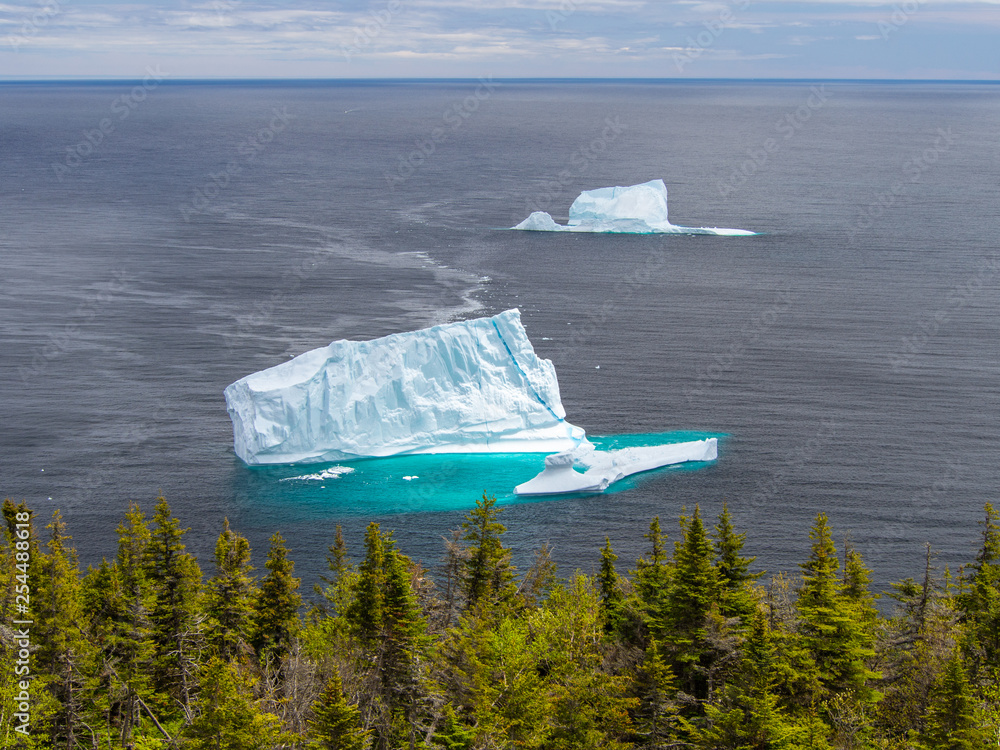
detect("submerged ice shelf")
(514, 438), (718, 496)
(226, 309), (719, 494)
(513, 179), (755, 236)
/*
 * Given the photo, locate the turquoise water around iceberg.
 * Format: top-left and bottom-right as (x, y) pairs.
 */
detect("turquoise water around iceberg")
(237, 432), (724, 520)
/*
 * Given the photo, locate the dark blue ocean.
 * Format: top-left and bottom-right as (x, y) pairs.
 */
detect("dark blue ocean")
(2, 80), (998, 598)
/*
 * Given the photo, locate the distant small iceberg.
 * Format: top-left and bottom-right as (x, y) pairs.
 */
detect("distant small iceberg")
(513, 179), (755, 236)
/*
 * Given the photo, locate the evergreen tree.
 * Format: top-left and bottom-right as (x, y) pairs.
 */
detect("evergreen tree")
(665, 506), (723, 697)
(633, 516), (672, 641)
(958, 503), (1000, 674)
(323, 524), (350, 586)
(186, 657), (285, 750)
(34, 511), (94, 749)
(145, 497), (202, 714)
(348, 522), (387, 644)
(204, 518), (257, 661)
(251, 531), (302, 663)
(878, 546), (958, 736)
(532, 575), (636, 750)
(916, 649), (983, 749)
(689, 609), (823, 749)
(307, 672), (372, 750)
(317, 524), (355, 617)
(440, 611), (551, 749)
(714, 503), (760, 620)
(796, 513), (878, 702)
(631, 640), (680, 746)
(433, 704), (476, 750)
(597, 537), (624, 634)
(346, 523), (428, 748)
(83, 503), (157, 747)
(460, 493), (515, 608)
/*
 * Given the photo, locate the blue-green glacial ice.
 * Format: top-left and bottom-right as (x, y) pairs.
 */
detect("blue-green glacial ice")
(225, 310), (719, 498)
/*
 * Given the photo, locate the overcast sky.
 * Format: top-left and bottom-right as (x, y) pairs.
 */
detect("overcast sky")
(1, 0), (998, 79)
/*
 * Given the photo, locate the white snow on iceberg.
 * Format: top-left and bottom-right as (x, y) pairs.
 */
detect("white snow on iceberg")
(514, 438), (718, 496)
(513, 179), (755, 236)
(225, 309), (586, 465)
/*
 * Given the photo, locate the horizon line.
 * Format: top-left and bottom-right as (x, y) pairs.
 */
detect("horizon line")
(2, 76), (1000, 85)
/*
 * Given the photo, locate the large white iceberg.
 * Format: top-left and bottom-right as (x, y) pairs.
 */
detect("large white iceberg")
(513, 179), (755, 236)
(514, 438), (718, 496)
(225, 309), (586, 465)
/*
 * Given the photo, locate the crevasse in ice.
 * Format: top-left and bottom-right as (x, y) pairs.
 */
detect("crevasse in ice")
(513, 179), (755, 236)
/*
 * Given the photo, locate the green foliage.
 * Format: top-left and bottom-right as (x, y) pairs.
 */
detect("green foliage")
(633, 516), (672, 642)
(186, 657), (285, 750)
(84, 502), (157, 747)
(958, 503), (1000, 675)
(317, 524), (354, 617)
(344, 522), (428, 748)
(916, 649), (983, 749)
(664, 506), (726, 698)
(432, 704), (476, 750)
(5, 494), (1000, 750)
(34, 511), (97, 748)
(460, 493), (516, 608)
(597, 537), (624, 634)
(531, 575), (636, 750)
(307, 672), (372, 750)
(632, 639), (680, 745)
(146, 496), (202, 710)
(442, 611), (551, 748)
(251, 531), (302, 662)
(205, 518), (257, 661)
(714, 502), (761, 620)
(797, 513), (879, 703)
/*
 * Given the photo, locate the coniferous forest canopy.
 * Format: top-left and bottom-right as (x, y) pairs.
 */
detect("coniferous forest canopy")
(1, 494), (999, 749)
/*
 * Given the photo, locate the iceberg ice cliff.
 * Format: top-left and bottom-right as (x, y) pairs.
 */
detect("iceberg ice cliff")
(225, 309), (586, 465)
(513, 179), (755, 236)
(514, 438), (718, 496)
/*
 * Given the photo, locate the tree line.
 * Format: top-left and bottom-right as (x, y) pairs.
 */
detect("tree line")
(1, 493), (999, 749)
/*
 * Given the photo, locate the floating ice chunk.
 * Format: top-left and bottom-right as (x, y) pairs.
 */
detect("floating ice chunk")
(512, 180), (755, 236)
(225, 309), (587, 465)
(514, 437), (718, 496)
(280, 466), (355, 482)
